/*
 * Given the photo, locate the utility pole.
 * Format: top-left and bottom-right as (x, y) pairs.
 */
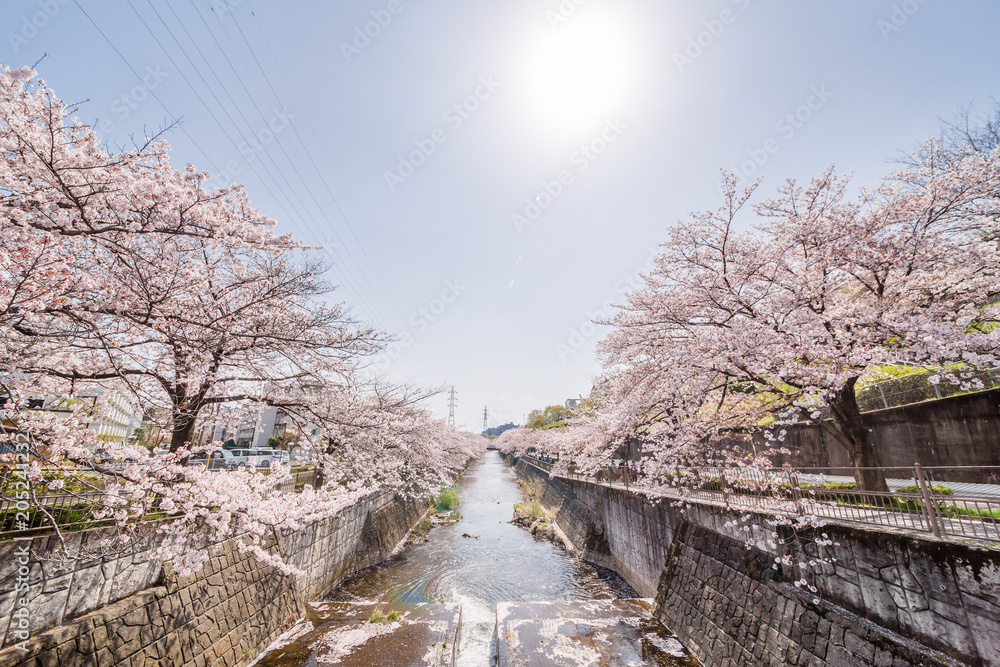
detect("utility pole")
(482, 406), (489, 433)
(447, 386), (458, 427)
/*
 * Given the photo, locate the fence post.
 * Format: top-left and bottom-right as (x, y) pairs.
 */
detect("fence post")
(720, 469), (730, 507)
(914, 464), (942, 539)
(788, 470), (804, 515)
(878, 384), (889, 409)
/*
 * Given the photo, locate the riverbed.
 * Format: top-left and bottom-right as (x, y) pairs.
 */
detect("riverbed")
(254, 451), (696, 665)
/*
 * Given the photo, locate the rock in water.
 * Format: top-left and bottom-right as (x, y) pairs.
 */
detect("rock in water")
(531, 522), (556, 542)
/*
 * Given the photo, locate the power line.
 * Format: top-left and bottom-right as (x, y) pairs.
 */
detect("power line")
(162, 0), (406, 336)
(191, 4), (441, 383)
(72, 1), (220, 173)
(78, 0), (445, 384)
(227, 1), (446, 382)
(119, 0), (406, 352)
(235, 2), (407, 314)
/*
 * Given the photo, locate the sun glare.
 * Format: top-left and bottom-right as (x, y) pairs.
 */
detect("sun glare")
(522, 11), (637, 135)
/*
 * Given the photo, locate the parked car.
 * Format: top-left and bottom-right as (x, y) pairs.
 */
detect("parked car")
(228, 448), (284, 469)
(93, 447), (141, 465)
(187, 449), (238, 470)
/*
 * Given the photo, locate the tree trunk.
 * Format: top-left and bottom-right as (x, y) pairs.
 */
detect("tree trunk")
(170, 416), (197, 452)
(827, 377), (889, 492)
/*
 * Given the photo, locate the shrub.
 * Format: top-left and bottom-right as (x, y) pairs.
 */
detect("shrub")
(895, 484), (953, 495)
(434, 487), (461, 511)
(409, 517), (432, 538)
(514, 501), (546, 522)
(369, 609), (400, 623)
(943, 505), (1000, 520)
(801, 481), (857, 491)
(818, 482), (857, 490)
(518, 477), (547, 501)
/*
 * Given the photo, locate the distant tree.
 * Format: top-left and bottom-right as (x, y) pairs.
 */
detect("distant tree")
(129, 425), (151, 452)
(527, 405), (571, 429)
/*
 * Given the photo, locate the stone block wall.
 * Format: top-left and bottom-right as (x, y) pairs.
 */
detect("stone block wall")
(768, 389), (1000, 482)
(0, 523), (168, 652)
(512, 457), (1000, 667)
(0, 490), (427, 667)
(521, 461), (671, 597)
(657, 521), (979, 667)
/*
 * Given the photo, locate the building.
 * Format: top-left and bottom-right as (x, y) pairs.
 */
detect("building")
(11, 387), (145, 446)
(82, 390), (144, 444)
(219, 407), (319, 451)
(483, 422), (518, 438)
(232, 407), (283, 447)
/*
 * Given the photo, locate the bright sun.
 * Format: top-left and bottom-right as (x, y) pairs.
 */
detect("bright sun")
(522, 11), (636, 134)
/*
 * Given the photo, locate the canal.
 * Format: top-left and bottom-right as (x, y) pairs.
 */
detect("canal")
(254, 451), (696, 665)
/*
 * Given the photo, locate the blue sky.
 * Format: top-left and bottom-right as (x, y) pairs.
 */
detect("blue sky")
(4, 0), (999, 430)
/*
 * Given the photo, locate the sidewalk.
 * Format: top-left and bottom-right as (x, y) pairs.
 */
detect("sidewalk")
(794, 473), (1000, 499)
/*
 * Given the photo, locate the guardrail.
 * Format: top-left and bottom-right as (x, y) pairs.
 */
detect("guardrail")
(520, 456), (1000, 544)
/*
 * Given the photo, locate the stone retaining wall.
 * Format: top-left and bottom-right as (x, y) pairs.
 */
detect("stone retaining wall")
(0, 490), (427, 667)
(512, 457), (1000, 667)
(768, 389), (1000, 483)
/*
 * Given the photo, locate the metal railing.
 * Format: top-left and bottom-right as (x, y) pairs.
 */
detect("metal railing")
(0, 465), (320, 538)
(274, 468), (318, 493)
(855, 367), (1000, 412)
(0, 489), (110, 535)
(0, 467), (110, 535)
(521, 456), (1000, 544)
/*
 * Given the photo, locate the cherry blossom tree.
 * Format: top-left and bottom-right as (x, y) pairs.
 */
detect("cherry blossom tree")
(589, 154), (1000, 490)
(1, 63), (298, 439)
(22, 240), (382, 452)
(302, 381), (484, 495)
(0, 66), (485, 573)
(0, 64), (291, 314)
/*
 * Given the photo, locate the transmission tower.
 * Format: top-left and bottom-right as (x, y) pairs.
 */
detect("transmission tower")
(482, 406), (489, 433)
(447, 386), (457, 427)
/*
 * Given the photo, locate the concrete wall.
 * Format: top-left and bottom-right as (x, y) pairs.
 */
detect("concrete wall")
(0, 491), (426, 667)
(770, 389), (1000, 482)
(513, 457), (1000, 667)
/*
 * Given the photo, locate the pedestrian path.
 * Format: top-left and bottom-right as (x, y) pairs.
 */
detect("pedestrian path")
(794, 473), (1000, 498)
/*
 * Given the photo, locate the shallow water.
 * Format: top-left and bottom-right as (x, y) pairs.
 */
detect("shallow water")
(258, 451), (696, 666)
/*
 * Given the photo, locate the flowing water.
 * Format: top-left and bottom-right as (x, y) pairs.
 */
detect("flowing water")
(257, 451), (696, 665)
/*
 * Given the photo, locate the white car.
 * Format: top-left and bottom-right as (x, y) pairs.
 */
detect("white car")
(228, 448), (283, 469)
